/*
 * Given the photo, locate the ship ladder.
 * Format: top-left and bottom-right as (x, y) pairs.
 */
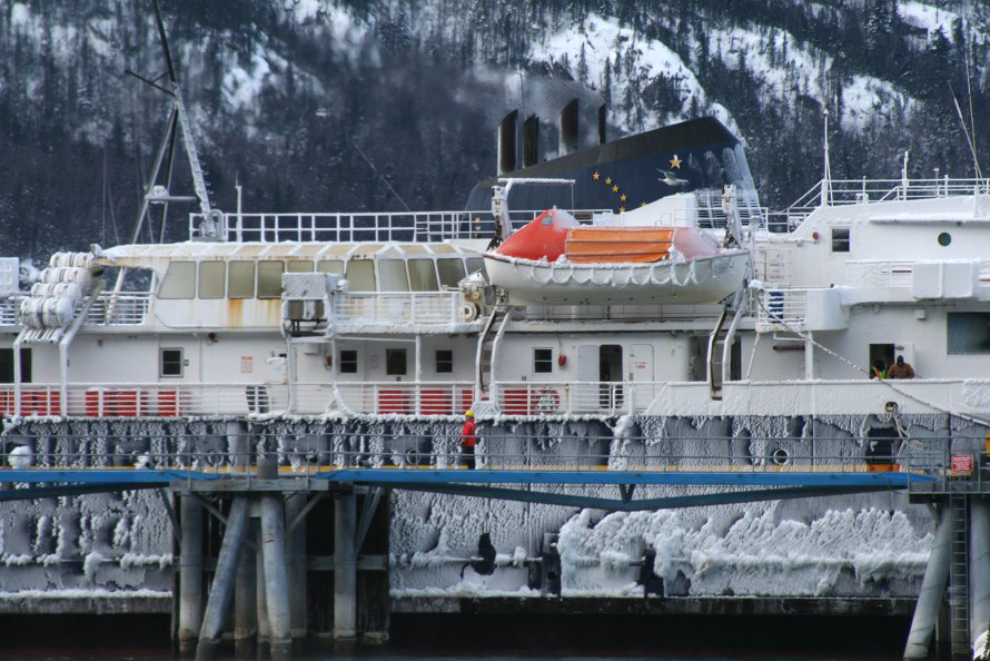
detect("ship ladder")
(474, 307), (506, 400)
(950, 490), (971, 659)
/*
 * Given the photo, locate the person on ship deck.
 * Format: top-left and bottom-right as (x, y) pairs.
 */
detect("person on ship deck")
(870, 359), (887, 380)
(461, 410), (477, 470)
(887, 356), (915, 379)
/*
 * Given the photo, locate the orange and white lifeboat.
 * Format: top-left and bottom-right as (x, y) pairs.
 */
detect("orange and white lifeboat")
(484, 208), (749, 305)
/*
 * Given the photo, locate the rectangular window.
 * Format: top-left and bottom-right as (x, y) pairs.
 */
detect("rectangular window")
(948, 312), (990, 355)
(831, 227), (850, 253)
(408, 259), (439, 291)
(437, 259), (466, 288)
(435, 349), (453, 374)
(198, 262), (225, 299)
(228, 261), (256, 298)
(0, 348), (31, 383)
(286, 260), (314, 273)
(257, 261), (284, 298)
(378, 260), (409, 291)
(317, 259), (344, 275)
(386, 348), (407, 376)
(158, 261), (196, 299)
(534, 348), (553, 373)
(466, 258), (486, 276)
(160, 348), (183, 377)
(339, 349), (358, 374)
(346, 260), (376, 292)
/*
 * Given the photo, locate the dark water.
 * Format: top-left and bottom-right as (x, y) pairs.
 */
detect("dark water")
(0, 612), (912, 660)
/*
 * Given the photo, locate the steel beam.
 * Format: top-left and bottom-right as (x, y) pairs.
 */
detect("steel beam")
(334, 492), (358, 640)
(0, 482), (165, 501)
(365, 482), (894, 511)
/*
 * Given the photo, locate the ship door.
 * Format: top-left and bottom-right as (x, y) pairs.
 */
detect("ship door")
(629, 344), (654, 411)
(869, 343), (895, 375)
(599, 345), (623, 410)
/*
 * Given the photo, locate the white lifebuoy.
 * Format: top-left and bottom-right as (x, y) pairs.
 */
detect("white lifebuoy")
(459, 303), (479, 322)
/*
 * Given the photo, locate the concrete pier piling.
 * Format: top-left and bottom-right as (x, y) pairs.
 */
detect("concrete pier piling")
(286, 493), (309, 640)
(256, 537), (271, 643)
(261, 495), (293, 659)
(970, 497), (990, 656)
(334, 492), (358, 641)
(177, 495), (204, 655)
(196, 496), (250, 660)
(234, 520), (258, 655)
(904, 505), (951, 659)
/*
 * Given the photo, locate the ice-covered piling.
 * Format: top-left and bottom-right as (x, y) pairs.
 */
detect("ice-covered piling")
(177, 495), (204, 654)
(334, 492), (358, 640)
(261, 495), (292, 659)
(196, 496), (249, 660)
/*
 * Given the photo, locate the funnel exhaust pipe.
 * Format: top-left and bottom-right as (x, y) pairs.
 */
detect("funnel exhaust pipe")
(558, 98), (579, 156)
(598, 103), (607, 145)
(523, 114), (539, 167)
(498, 110), (518, 176)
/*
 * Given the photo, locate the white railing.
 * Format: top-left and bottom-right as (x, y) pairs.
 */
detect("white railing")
(331, 382), (474, 416)
(332, 291), (467, 328)
(772, 177), (990, 231)
(492, 381), (659, 416)
(756, 288), (807, 331)
(190, 209), (608, 243)
(85, 292), (152, 326)
(0, 295), (23, 326)
(846, 261), (916, 288)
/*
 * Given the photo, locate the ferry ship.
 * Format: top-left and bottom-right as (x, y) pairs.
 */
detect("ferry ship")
(1, 32), (990, 658)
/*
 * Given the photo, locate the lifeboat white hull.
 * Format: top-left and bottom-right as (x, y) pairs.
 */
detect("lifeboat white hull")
(484, 251), (750, 305)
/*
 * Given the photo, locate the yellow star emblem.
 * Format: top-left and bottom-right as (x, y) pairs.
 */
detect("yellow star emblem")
(670, 154), (682, 169)
(619, 206), (626, 212)
(605, 177), (612, 185)
(611, 185), (619, 193)
(620, 193), (627, 201)
(593, 172), (600, 180)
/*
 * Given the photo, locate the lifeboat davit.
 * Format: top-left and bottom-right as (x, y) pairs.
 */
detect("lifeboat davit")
(484, 208), (749, 305)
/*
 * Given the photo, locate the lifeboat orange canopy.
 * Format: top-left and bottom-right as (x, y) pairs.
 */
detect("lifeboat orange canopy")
(495, 208), (579, 262)
(565, 226), (719, 264)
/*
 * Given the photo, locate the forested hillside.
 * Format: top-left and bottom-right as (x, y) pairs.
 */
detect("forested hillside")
(0, 0), (987, 257)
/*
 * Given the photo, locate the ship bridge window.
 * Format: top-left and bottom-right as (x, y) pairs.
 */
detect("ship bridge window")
(287, 260), (314, 273)
(228, 261), (256, 298)
(408, 259), (439, 291)
(158, 261), (196, 299)
(258, 261), (285, 299)
(198, 262), (226, 299)
(318, 259), (343, 275)
(437, 259), (466, 288)
(435, 349), (453, 373)
(379, 260), (409, 292)
(831, 227), (850, 253)
(948, 312), (990, 355)
(346, 260), (376, 292)
(466, 258), (486, 277)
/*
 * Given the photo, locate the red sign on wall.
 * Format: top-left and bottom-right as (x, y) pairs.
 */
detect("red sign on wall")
(951, 454), (974, 476)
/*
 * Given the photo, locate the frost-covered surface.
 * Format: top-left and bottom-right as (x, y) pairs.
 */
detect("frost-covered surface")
(0, 414), (957, 605)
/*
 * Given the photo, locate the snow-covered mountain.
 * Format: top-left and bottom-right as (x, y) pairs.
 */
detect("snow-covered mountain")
(0, 0), (987, 257)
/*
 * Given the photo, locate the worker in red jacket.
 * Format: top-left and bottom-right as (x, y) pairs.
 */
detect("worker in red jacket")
(461, 410), (477, 470)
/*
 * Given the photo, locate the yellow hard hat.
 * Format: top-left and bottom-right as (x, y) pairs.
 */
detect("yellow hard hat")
(465, 410), (475, 417)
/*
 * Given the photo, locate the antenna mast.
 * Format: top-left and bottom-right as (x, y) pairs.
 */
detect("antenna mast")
(820, 108), (832, 207)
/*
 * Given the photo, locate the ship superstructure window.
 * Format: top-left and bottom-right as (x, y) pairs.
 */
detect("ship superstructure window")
(437, 259), (466, 288)
(257, 261), (284, 298)
(379, 260), (409, 291)
(346, 261), (376, 292)
(534, 348), (553, 373)
(435, 349), (453, 373)
(831, 227), (850, 253)
(228, 261), (256, 298)
(938, 232), (952, 247)
(160, 348), (183, 377)
(948, 313), (990, 355)
(466, 258), (486, 276)
(386, 349), (407, 376)
(408, 259), (439, 291)
(287, 260), (314, 273)
(198, 262), (225, 299)
(339, 350), (358, 374)
(0, 348), (31, 383)
(158, 261), (196, 299)
(317, 259), (343, 274)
